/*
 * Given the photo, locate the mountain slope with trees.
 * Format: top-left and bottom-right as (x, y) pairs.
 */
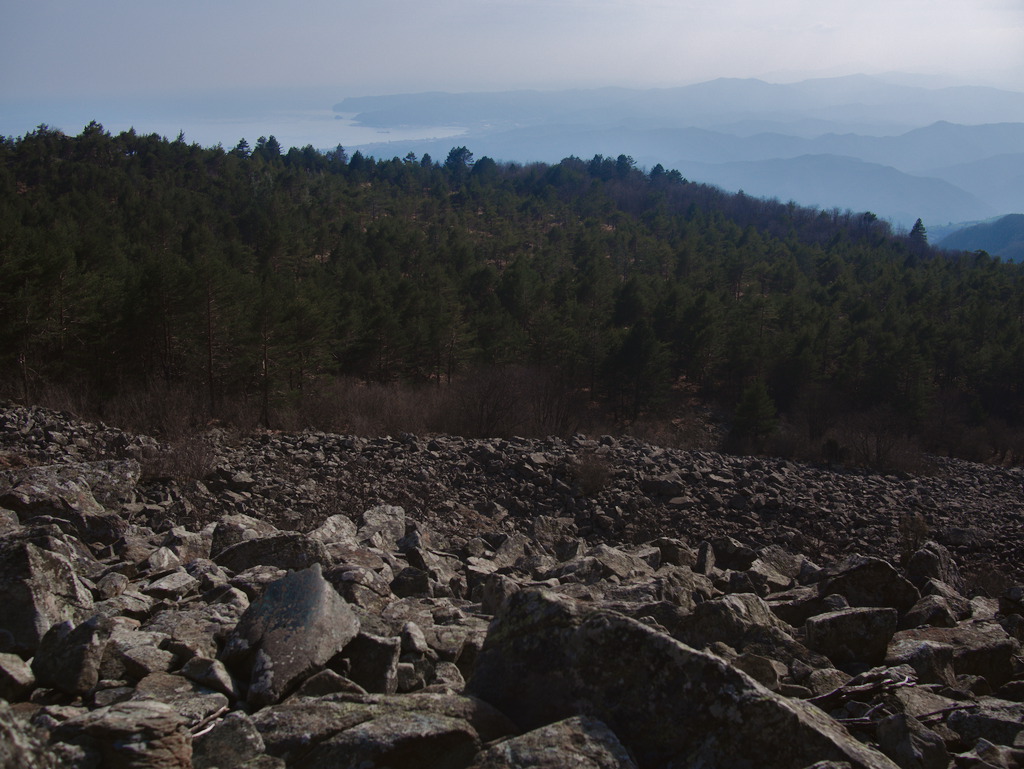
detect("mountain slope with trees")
(2, 123), (1023, 466)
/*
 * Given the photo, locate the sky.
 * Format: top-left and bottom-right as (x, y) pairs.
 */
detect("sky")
(1, 0), (1022, 145)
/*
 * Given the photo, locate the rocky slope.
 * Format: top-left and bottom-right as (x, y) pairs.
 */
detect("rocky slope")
(0, 403), (1022, 768)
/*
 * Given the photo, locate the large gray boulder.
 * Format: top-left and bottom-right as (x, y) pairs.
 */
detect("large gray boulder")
(221, 564), (360, 708)
(0, 538), (94, 654)
(467, 589), (898, 769)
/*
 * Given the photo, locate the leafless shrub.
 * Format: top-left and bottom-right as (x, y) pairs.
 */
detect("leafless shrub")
(568, 452), (612, 496)
(897, 511), (930, 565)
(142, 434), (216, 483)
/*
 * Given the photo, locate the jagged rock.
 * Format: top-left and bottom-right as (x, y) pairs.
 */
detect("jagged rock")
(358, 504), (406, 550)
(0, 700), (57, 768)
(467, 588), (898, 769)
(947, 698), (1024, 752)
(210, 514), (281, 558)
(468, 715), (638, 769)
(884, 639), (957, 687)
(133, 672), (230, 728)
(0, 538), (95, 654)
(221, 564), (360, 708)
(326, 564), (395, 611)
(805, 607), (899, 666)
(899, 594), (961, 630)
(32, 614), (116, 695)
(820, 556), (921, 612)
(214, 533), (330, 573)
(875, 713), (950, 769)
(192, 711), (265, 769)
(0, 651), (35, 700)
(890, 622), (1020, 689)
(52, 698), (193, 769)
(307, 514), (358, 545)
(344, 631), (401, 694)
(905, 541), (964, 594)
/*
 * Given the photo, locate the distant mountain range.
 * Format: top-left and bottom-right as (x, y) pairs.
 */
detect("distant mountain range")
(337, 75), (1024, 229)
(938, 214), (1024, 262)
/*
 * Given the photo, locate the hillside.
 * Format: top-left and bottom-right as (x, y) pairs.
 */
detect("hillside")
(3, 124), (1024, 469)
(339, 77), (1024, 227)
(1, 403), (1023, 767)
(938, 214), (1024, 262)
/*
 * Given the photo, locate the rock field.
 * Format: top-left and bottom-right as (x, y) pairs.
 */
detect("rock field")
(0, 402), (1023, 768)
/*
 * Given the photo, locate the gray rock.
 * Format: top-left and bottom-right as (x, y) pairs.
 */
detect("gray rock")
(467, 589), (898, 769)
(53, 698), (193, 769)
(875, 714), (950, 769)
(192, 711), (265, 769)
(221, 564), (360, 708)
(0, 651), (34, 701)
(32, 614), (116, 695)
(905, 541), (964, 594)
(805, 607), (898, 666)
(302, 710), (480, 769)
(0, 539), (95, 654)
(821, 556), (921, 612)
(344, 631), (401, 694)
(214, 533), (330, 573)
(468, 715), (638, 768)
(133, 671), (231, 728)
(358, 504), (406, 550)
(0, 700), (57, 769)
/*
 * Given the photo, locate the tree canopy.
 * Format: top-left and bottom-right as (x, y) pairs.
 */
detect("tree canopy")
(2, 123), (1023, 463)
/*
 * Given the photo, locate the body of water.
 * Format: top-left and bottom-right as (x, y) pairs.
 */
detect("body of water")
(0, 91), (466, 154)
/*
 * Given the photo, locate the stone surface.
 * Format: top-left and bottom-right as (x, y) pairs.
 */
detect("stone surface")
(467, 589), (898, 769)
(468, 715), (638, 769)
(805, 607), (899, 666)
(221, 564), (360, 708)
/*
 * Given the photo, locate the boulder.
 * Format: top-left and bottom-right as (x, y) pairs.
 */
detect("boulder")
(805, 607), (899, 666)
(301, 710), (480, 769)
(905, 541), (964, 594)
(214, 533), (330, 573)
(0, 539), (95, 654)
(0, 651), (35, 700)
(875, 713), (950, 769)
(192, 711), (266, 769)
(820, 556), (920, 612)
(32, 614), (116, 695)
(221, 564), (360, 708)
(467, 588), (898, 769)
(468, 715), (638, 768)
(52, 699), (193, 769)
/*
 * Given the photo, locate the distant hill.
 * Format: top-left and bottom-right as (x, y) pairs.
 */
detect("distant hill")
(938, 214), (1024, 261)
(340, 76), (1024, 229)
(667, 154), (995, 227)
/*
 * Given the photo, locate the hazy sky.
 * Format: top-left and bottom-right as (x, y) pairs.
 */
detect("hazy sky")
(3, 0), (1023, 100)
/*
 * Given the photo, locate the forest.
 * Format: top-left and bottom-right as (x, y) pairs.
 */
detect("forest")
(2, 122), (1023, 468)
